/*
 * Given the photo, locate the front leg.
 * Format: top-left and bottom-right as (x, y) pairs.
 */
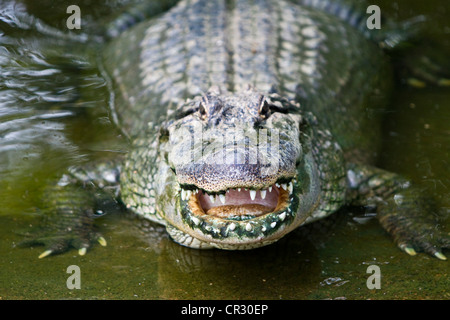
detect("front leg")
(21, 161), (122, 258)
(346, 163), (449, 260)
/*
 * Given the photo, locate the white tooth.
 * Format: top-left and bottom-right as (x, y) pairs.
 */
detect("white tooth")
(209, 194), (215, 203)
(260, 190), (266, 199)
(270, 222), (277, 228)
(269, 186), (272, 192)
(276, 183), (280, 188)
(261, 226), (266, 232)
(237, 188), (241, 192)
(191, 216), (200, 226)
(219, 194), (226, 205)
(288, 182), (293, 194)
(245, 223), (252, 231)
(281, 183), (287, 191)
(186, 190), (192, 199)
(250, 190), (256, 201)
(279, 212), (286, 221)
(181, 190), (186, 201)
(228, 223), (236, 231)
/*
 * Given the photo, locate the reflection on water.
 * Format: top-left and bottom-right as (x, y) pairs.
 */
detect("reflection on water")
(156, 237), (320, 300)
(0, 0), (448, 300)
(0, 0), (122, 213)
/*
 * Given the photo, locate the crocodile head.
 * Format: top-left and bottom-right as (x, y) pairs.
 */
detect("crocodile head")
(159, 86), (322, 249)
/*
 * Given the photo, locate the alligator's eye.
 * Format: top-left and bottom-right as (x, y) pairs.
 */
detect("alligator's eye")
(259, 100), (270, 118)
(199, 101), (207, 119)
(174, 106), (197, 120)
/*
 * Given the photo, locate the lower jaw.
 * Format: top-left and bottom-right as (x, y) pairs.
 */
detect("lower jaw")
(205, 204), (274, 220)
(179, 189), (296, 243)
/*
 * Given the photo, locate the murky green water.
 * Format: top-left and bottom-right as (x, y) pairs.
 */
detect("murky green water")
(0, 0), (448, 300)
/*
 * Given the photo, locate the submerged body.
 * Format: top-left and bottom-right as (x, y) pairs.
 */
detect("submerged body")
(33, 0), (448, 257)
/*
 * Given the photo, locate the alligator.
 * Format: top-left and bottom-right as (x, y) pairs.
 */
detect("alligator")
(29, 0), (449, 259)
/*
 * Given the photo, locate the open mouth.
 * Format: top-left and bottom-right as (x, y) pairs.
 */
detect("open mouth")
(182, 182), (293, 220)
(177, 178), (297, 245)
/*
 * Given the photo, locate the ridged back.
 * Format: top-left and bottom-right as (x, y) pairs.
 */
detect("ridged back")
(103, 0), (390, 160)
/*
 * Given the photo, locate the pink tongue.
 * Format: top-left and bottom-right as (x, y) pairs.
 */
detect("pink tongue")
(198, 188), (279, 212)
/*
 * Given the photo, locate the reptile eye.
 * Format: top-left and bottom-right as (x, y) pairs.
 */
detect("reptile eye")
(199, 101), (207, 119)
(174, 106), (196, 120)
(259, 100), (270, 118)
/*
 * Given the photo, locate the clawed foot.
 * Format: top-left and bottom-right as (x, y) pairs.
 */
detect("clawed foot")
(37, 236), (107, 259)
(379, 213), (449, 260)
(394, 40), (450, 89)
(20, 226), (107, 258)
(404, 55), (450, 88)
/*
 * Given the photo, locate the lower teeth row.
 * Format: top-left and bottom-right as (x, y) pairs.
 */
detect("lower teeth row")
(189, 206), (292, 233)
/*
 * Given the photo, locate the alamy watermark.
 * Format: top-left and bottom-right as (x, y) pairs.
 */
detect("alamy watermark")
(66, 265), (81, 289)
(65, 4), (382, 31)
(366, 265), (381, 289)
(65, 264), (382, 291)
(66, 5), (81, 30)
(366, 5), (381, 30)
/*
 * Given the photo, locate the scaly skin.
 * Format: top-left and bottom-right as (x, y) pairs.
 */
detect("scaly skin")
(29, 0), (448, 258)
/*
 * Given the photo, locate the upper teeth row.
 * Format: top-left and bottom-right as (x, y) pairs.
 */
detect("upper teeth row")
(180, 181), (294, 202)
(276, 182), (294, 194)
(180, 189), (198, 201)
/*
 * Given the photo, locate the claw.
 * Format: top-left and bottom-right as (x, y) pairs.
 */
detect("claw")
(78, 247), (87, 256)
(98, 237), (107, 247)
(438, 78), (450, 87)
(404, 247), (416, 256)
(434, 252), (447, 261)
(400, 244), (417, 256)
(407, 78), (426, 88)
(38, 250), (53, 259)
